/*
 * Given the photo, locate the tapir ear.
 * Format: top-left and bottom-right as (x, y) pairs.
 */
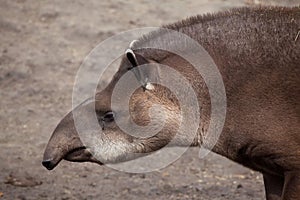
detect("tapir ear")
(125, 49), (150, 68)
(125, 49), (138, 67)
(125, 49), (159, 90)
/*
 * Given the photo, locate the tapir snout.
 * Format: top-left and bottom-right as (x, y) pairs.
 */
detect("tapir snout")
(42, 111), (101, 170)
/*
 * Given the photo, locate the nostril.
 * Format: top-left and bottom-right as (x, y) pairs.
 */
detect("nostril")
(42, 159), (55, 170)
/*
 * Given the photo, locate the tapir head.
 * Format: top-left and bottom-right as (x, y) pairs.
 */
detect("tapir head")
(42, 48), (201, 170)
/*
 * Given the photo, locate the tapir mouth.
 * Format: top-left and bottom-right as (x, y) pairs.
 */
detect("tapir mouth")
(42, 146), (103, 170)
(64, 146), (88, 160)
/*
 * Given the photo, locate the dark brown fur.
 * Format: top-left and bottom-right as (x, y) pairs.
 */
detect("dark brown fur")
(43, 7), (300, 200)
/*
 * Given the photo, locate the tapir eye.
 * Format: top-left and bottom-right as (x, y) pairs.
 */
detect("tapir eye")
(102, 111), (115, 123)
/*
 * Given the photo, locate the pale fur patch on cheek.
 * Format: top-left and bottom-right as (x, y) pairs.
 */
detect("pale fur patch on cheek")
(92, 135), (142, 163)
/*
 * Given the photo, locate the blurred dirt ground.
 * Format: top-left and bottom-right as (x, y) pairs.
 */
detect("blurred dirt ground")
(0, 0), (299, 200)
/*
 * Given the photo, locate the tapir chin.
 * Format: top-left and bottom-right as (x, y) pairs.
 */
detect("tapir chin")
(43, 7), (300, 200)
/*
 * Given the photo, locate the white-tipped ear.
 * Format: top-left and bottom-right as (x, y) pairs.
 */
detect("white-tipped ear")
(125, 47), (156, 91)
(125, 49), (138, 67)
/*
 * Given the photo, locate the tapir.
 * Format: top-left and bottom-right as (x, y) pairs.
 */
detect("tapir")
(42, 7), (300, 200)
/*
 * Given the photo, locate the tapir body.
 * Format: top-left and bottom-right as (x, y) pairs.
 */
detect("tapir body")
(43, 7), (300, 200)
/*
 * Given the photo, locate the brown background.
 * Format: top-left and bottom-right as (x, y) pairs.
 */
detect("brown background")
(1, 0), (299, 199)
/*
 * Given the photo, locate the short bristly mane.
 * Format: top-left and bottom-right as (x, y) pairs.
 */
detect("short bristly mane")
(131, 6), (299, 64)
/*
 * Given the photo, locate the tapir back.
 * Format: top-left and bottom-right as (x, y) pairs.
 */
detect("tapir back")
(208, 7), (300, 174)
(190, 7), (300, 174)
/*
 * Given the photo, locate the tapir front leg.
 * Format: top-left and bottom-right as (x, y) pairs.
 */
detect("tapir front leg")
(263, 173), (284, 200)
(281, 171), (300, 200)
